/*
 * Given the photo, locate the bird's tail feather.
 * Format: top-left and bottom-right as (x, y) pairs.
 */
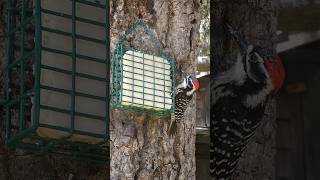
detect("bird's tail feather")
(168, 120), (177, 136)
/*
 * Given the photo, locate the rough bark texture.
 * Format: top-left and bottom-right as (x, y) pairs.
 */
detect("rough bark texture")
(0, 1), (108, 179)
(110, 0), (201, 179)
(211, 0), (277, 179)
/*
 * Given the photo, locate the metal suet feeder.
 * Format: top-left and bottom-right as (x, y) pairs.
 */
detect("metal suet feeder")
(2, 0), (109, 163)
(111, 20), (176, 117)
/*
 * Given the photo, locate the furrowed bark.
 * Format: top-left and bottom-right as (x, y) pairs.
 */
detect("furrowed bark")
(110, 0), (201, 179)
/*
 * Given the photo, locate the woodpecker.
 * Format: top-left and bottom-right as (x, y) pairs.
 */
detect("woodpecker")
(168, 75), (200, 135)
(210, 24), (285, 179)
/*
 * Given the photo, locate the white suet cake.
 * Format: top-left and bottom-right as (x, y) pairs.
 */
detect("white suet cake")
(34, 0), (107, 144)
(120, 50), (173, 111)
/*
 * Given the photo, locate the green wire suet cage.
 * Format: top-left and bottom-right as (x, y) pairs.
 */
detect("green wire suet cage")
(111, 20), (176, 117)
(1, 0), (109, 163)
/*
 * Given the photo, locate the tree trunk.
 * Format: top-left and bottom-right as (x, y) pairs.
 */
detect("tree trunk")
(211, 0), (278, 179)
(110, 0), (201, 179)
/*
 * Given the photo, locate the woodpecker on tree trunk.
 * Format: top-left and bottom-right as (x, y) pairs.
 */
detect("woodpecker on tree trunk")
(168, 75), (200, 135)
(210, 24), (285, 179)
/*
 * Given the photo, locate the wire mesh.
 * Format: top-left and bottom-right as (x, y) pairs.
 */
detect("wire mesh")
(111, 20), (176, 117)
(2, 0), (109, 163)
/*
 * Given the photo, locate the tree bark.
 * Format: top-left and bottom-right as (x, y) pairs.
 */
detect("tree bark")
(211, 0), (278, 179)
(110, 0), (201, 179)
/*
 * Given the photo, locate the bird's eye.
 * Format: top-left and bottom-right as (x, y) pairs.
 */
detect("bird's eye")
(249, 53), (259, 63)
